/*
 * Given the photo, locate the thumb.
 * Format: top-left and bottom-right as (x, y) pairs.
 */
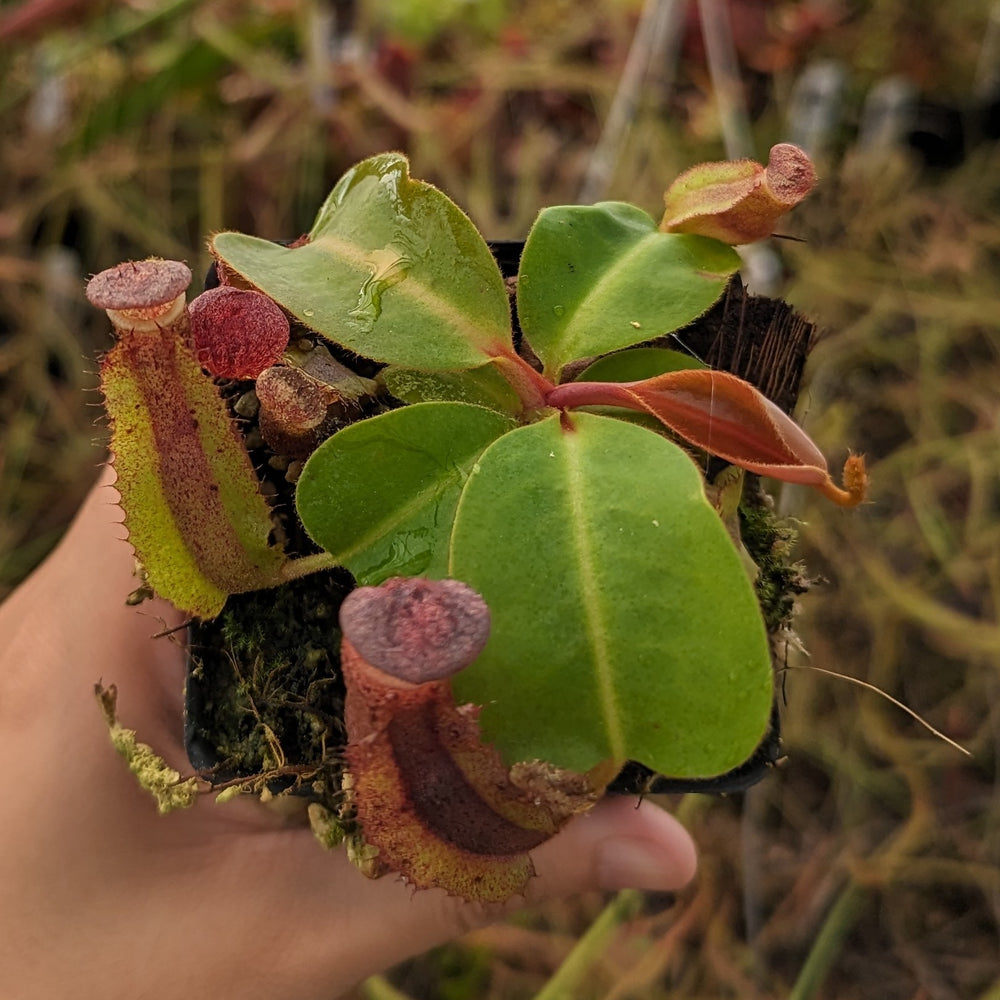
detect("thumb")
(525, 795), (698, 901)
(423, 796), (698, 941)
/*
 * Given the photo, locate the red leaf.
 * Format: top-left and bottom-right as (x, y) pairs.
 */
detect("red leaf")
(547, 370), (866, 507)
(660, 144), (816, 244)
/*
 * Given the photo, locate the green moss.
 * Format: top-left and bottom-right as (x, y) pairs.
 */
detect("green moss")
(96, 684), (200, 813)
(308, 802), (346, 849)
(739, 482), (810, 635)
(185, 569), (352, 808)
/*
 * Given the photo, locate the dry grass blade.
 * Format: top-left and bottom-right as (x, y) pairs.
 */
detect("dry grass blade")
(783, 665), (972, 758)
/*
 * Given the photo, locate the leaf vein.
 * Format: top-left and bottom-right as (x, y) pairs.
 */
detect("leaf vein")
(562, 431), (627, 763)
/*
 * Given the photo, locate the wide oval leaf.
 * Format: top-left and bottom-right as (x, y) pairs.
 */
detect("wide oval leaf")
(517, 202), (740, 378)
(449, 411), (773, 778)
(212, 154), (512, 370)
(296, 401), (514, 585)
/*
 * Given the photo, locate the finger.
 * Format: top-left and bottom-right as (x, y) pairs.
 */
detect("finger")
(2, 461), (183, 640)
(0, 462), (189, 763)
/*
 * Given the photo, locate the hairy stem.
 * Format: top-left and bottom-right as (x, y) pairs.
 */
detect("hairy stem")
(489, 347), (554, 411)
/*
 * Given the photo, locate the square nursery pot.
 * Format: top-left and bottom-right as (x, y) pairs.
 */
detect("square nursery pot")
(89, 149), (858, 901)
(184, 241), (795, 802)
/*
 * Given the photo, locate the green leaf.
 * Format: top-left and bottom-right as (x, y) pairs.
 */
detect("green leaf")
(382, 361), (523, 415)
(296, 402), (514, 585)
(212, 154), (512, 370)
(449, 412), (773, 777)
(517, 202), (740, 378)
(575, 346), (706, 383)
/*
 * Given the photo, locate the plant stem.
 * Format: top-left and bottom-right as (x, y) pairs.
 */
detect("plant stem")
(545, 380), (634, 412)
(278, 550), (339, 582)
(787, 880), (869, 1000)
(578, 0), (684, 203)
(532, 890), (644, 1000)
(490, 348), (553, 411)
(696, 0), (754, 161)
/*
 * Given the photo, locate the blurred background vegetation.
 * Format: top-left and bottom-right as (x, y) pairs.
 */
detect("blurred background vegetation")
(1, 1), (998, 997)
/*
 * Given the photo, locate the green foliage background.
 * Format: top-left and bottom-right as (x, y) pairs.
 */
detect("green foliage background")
(1, 1), (998, 998)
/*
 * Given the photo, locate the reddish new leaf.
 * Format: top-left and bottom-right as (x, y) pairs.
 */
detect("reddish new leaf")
(547, 370), (866, 507)
(339, 578), (598, 902)
(660, 143), (816, 244)
(189, 286), (290, 379)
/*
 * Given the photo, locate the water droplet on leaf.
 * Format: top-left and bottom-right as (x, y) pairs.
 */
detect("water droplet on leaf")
(349, 238), (425, 331)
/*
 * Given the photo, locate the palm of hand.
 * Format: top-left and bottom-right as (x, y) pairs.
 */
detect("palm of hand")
(0, 471), (696, 1000)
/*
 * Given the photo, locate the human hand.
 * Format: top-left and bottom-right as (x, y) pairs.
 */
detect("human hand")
(0, 465), (697, 1000)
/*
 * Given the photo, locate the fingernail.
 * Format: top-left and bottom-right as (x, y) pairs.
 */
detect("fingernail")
(595, 838), (691, 891)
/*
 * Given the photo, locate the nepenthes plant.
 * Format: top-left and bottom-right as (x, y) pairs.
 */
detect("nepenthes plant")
(87, 145), (865, 902)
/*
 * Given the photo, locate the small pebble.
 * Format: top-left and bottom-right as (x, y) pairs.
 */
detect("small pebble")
(234, 390), (260, 419)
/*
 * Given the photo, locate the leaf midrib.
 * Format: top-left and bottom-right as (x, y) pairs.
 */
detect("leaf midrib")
(313, 231), (507, 352)
(542, 230), (655, 371)
(562, 424), (627, 763)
